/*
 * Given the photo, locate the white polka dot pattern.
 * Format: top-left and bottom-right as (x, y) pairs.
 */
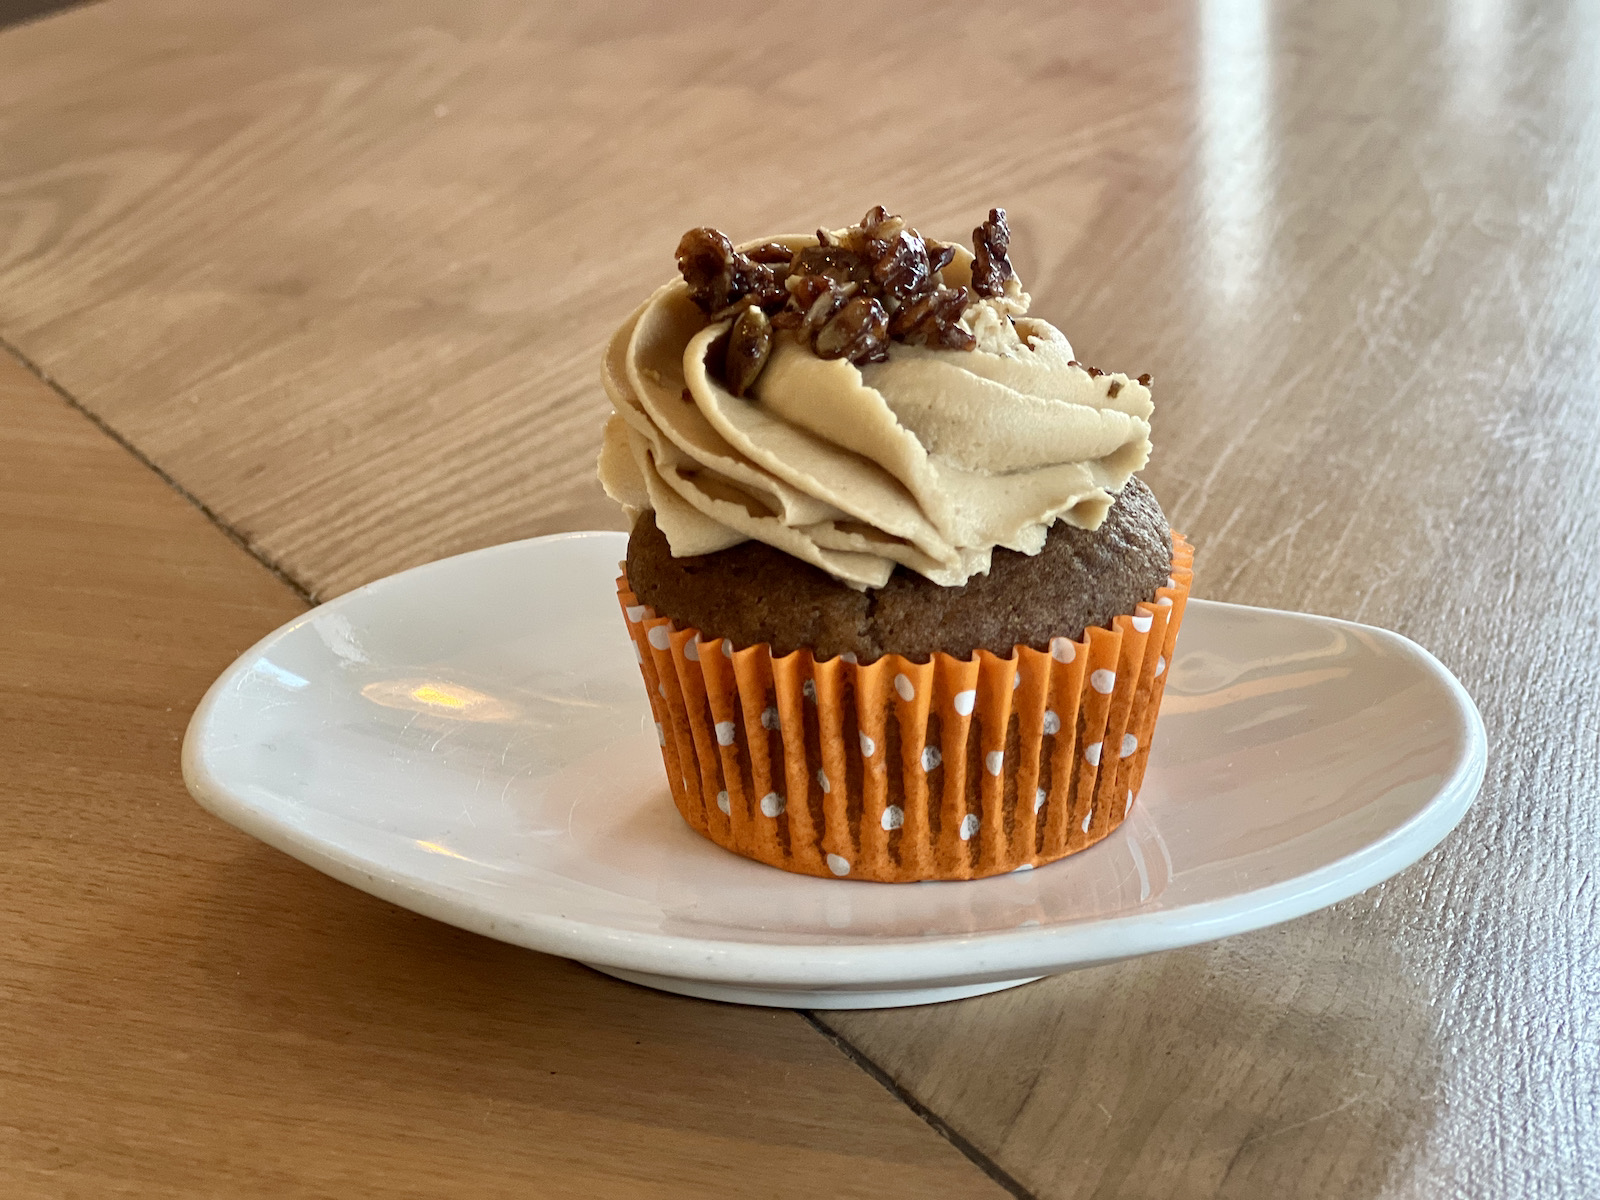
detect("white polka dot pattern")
(1157, 595), (1173, 607)
(617, 531), (1196, 889)
(838, 651), (858, 664)
(1012, 863), (1034, 872)
(618, 529), (1194, 882)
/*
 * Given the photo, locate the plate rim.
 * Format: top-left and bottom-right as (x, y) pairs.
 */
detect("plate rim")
(183, 531), (1487, 991)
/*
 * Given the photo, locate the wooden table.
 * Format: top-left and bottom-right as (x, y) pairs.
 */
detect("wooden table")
(2, 1), (1595, 1196)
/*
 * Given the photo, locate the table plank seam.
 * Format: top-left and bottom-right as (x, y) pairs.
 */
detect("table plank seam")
(801, 1013), (1035, 1200)
(0, 336), (314, 605)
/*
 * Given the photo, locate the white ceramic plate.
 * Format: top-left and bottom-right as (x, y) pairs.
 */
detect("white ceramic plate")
(183, 532), (1485, 1009)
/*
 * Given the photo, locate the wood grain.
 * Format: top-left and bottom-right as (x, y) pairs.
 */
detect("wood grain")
(2, 0), (1597, 1197)
(0, 351), (1007, 1199)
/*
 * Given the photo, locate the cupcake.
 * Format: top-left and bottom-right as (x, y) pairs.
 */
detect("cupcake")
(598, 206), (1192, 882)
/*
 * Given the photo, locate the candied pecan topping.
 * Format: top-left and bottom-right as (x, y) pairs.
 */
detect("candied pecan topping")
(872, 230), (932, 302)
(743, 242), (795, 264)
(674, 204), (1024, 391)
(785, 272), (833, 311)
(814, 294), (889, 363)
(792, 243), (871, 285)
(724, 306), (774, 397)
(970, 208), (1013, 297)
(678, 227), (788, 318)
(677, 227), (737, 311)
(796, 277), (855, 342)
(889, 285), (976, 351)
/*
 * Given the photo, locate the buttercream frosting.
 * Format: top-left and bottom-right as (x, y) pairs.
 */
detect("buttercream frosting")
(598, 235), (1152, 589)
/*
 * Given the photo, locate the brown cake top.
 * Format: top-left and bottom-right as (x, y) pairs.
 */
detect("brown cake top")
(626, 477), (1173, 662)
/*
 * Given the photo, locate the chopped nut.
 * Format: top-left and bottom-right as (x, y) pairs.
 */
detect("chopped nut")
(871, 230), (932, 303)
(924, 239), (956, 275)
(799, 278), (855, 342)
(678, 228), (788, 316)
(724, 306), (774, 396)
(675, 205), (1027, 373)
(737, 260), (790, 309)
(814, 294), (889, 363)
(888, 285), (975, 351)
(677, 227), (738, 312)
(1138, 372), (1153, 386)
(792, 243), (871, 285)
(970, 208), (1013, 297)
(786, 272), (832, 309)
(743, 242), (794, 264)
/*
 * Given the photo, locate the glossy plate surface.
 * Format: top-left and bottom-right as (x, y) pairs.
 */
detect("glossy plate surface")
(183, 532), (1485, 1008)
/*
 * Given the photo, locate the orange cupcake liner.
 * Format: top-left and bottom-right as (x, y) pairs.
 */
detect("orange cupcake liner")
(617, 534), (1193, 882)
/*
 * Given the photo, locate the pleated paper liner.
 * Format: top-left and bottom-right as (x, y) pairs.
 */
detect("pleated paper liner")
(617, 534), (1193, 882)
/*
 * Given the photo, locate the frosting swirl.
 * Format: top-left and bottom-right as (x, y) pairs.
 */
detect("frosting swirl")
(598, 236), (1152, 589)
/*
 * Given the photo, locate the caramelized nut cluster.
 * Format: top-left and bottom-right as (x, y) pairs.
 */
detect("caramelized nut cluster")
(675, 206), (1018, 396)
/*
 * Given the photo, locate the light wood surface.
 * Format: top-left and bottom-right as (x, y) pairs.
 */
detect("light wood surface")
(2, 0), (1597, 1197)
(0, 352), (1006, 1199)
